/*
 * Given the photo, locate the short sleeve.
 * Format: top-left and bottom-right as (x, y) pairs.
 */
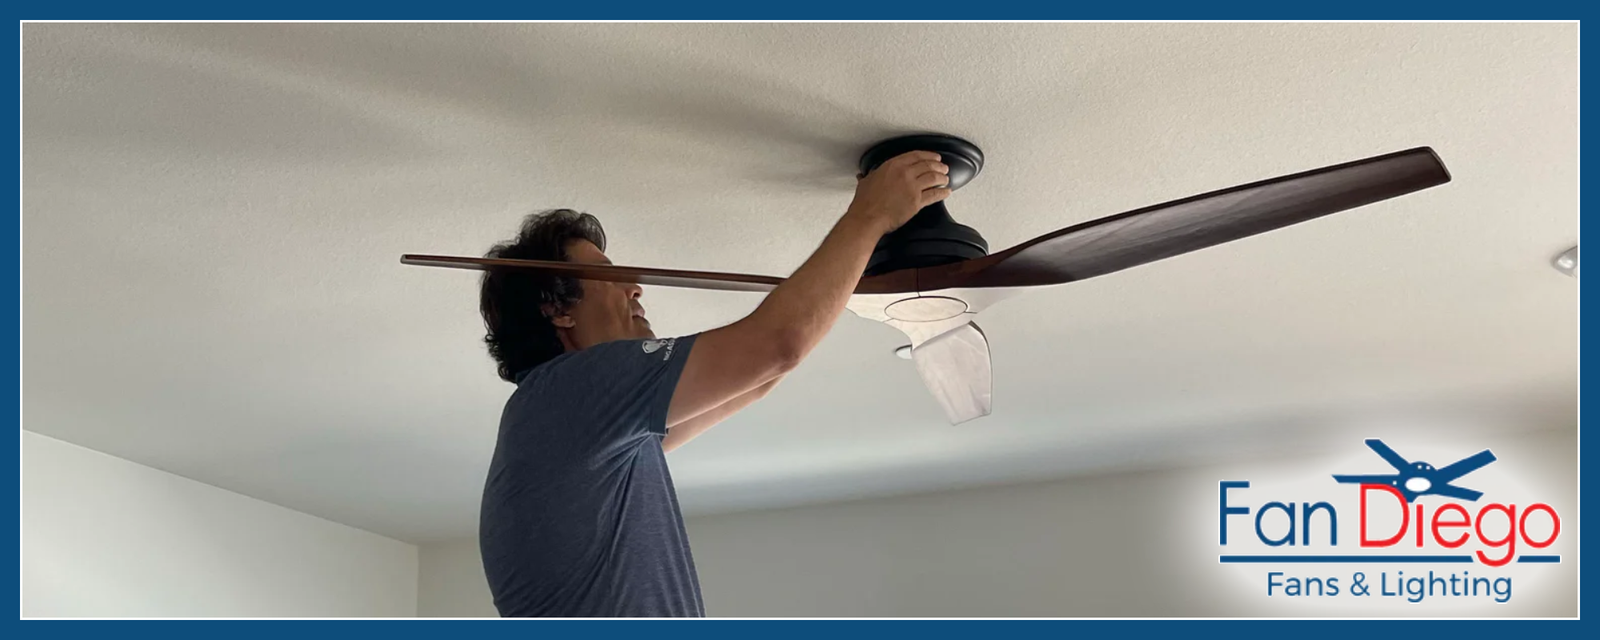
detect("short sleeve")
(533, 333), (700, 443)
(638, 334), (698, 436)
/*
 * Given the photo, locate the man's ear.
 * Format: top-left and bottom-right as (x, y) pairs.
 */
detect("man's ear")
(542, 304), (576, 329)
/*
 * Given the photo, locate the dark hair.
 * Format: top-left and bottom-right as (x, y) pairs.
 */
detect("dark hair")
(479, 209), (608, 382)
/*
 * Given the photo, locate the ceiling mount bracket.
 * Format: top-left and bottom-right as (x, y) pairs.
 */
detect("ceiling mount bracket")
(858, 134), (991, 278)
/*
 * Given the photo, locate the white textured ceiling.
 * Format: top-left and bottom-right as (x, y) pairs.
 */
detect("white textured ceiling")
(23, 23), (1576, 542)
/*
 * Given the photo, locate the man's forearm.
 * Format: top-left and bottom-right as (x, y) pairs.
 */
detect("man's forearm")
(745, 213), (887, 364)
(662, 213), (885, 429)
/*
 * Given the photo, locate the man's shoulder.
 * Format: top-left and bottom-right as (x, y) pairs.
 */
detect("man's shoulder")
(565, 336), (693, 368)
(519, 336), (695, 388)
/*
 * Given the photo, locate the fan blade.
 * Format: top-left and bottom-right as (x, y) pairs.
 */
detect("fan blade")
(910, 322), (992, 425)
(401, 254), (783, 293)
(1426, 483), (1484, 502)
(1433, 449), (1497, 483)
(1364, 439), (1415, 473)
(1331, 474), (1401, 485)
(918, 147), (1451, 290)
(402, 254), (923, 295)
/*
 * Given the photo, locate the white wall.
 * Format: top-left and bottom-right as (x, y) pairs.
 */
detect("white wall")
(416, 537), (497, 617)
(417, 426), (1576, 617)
(23, 432), (419, 617)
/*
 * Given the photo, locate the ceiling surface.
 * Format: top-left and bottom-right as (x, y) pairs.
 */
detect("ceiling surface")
(23, 23), (1577, 542)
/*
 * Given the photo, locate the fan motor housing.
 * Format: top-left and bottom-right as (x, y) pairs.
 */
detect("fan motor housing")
(858, 134), (991, 277)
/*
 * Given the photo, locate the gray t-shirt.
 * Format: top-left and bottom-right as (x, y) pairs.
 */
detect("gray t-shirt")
(479, 334), (703, 617)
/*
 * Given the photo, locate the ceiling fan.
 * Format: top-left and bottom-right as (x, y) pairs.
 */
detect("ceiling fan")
(403, 134), (1452, 424)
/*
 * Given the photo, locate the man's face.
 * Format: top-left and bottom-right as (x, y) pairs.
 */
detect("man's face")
(550, 239), (655, 350)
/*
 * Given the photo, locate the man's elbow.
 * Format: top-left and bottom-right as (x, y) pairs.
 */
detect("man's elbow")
(734, 313), (806, 377)
(769, 334), (806, 376)
(752, 376), (783, 399)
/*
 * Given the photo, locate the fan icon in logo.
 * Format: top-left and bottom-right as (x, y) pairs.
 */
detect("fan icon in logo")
(1332, 439), (1497, 503)
(642, 340), (663, 354)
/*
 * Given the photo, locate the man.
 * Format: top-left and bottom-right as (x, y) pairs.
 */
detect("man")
(476, 150), (950, 617)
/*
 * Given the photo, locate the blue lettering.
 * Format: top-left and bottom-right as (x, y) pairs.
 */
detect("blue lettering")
(1220, 481), (1250, 544)
(1493, 577), (1511, 603)
(1302, 501), (1337, 546)
(1256, 501), (1296, 546)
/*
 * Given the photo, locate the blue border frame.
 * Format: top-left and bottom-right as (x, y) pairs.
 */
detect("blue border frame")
(7, 3), (1591, 630)
(5, 2), (1593, 20)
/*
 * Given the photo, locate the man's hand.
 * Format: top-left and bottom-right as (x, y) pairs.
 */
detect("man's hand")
(845, 151), (952, 235)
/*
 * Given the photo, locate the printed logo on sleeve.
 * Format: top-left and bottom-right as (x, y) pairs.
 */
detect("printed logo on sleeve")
(642, 338), (677, 360)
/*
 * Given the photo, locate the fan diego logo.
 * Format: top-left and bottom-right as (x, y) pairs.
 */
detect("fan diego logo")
(1217, 439), (1562, 604)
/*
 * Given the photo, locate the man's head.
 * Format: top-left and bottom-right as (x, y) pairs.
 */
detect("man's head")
(479, 209), (654, 382)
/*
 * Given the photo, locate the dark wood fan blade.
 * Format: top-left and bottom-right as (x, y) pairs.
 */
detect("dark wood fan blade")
(917, 147), (1452, 290)
(403, 254), (925, 295)
(401, 255), (784, 292)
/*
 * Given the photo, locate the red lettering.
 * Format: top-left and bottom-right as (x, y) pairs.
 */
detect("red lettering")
(1474, 503), (1517, 567)
(1415, 503), (1425, 547)
(1520, 503), (1561, 548)
(1344, 484), (1564, 564)
(1431, 503), (1471, 548)
(1360, 484), (1408, 547)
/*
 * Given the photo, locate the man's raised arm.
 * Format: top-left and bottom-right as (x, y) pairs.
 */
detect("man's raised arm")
(665, 151), (951, 428)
